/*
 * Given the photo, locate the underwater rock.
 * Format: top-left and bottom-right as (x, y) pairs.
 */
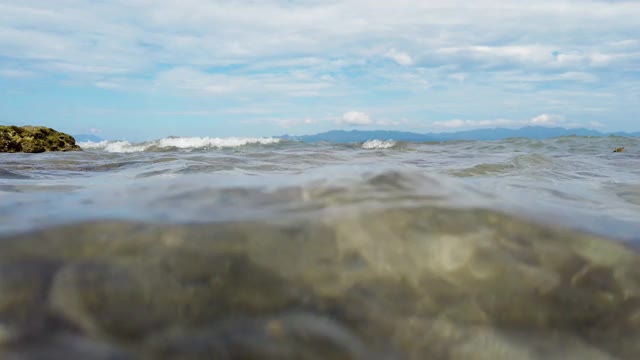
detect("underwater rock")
(449, 326), (617, 360)
(145, 313), (377, 360)
(0, 208), (639, 359)
(0, 125), (81, 153)
(0, 261), (62, 344)
(48, 253), (315, 341)
(0, 332), (133, 360)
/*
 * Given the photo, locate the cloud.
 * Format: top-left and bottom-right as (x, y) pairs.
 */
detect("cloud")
(338, 111), (373, 126)
(494, 71), (599, 84)
(3, 1), (639, 79)
(1, 1), (639, 132)
(334, 112), (411, 127)
(431, 114), (566, 129)
(153, 67), (334, 98)
(432, 118), (519, 129)
(531, 114), (562, 125)
(385, 49), (414, 66)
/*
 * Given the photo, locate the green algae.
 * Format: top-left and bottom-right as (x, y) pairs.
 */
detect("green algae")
(0, 125), (81, 153)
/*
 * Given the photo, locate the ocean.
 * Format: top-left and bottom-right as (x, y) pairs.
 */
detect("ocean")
(1, 135), (639, 359)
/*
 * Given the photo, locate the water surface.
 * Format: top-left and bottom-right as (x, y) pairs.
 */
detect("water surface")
(0, 136), (639, 359)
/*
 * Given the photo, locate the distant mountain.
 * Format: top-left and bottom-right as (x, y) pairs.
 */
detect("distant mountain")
(282, 130), (438, 143)
(612, 131), (640, 138)
(72, 134), (104, 142)
(435, 126), (604, 141)
(282, 126), (638, 143)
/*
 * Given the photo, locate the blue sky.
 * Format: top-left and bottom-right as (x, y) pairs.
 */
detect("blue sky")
(0, 0), (639, 140)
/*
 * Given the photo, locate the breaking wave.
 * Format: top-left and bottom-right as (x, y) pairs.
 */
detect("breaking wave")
(79, 137), (281, 153)
(362, 139), (397, 149)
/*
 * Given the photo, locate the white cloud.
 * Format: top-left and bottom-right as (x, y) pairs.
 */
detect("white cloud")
(432, 114), (566, 129)
(338, 111), (373, 126)
(154, 67), (334, 97)
(429, 45), (637, 71)
(0, 1), (639, 131)
(494, 71), (599, 83)
(334, 112), (411, 127)
(531, 114), (562, 125)
(385, 49), (414, 66)
(436, 45), (554, 67)
(2, 0), (638, 79)
(432, 118), (519, 129)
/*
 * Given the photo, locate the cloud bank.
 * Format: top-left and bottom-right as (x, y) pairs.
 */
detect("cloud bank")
(1, 0), (638, 137)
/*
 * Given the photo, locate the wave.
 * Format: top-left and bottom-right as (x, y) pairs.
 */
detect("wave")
(449, 153), (567, 178)
(0, 168), (31, 179)
(361, 139), (397, 149)
(79, 137), (281, 153)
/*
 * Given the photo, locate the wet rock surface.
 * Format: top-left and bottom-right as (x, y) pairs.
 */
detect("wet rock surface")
(0, 207), (639, 359)
(0, 126), (81, 153)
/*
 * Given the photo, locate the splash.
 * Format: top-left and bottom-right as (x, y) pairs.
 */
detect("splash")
(78, 137), (281, 153)
(362, 139), (397, 149)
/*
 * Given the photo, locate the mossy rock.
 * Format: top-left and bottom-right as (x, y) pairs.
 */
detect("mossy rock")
(0, 125), (82, 153)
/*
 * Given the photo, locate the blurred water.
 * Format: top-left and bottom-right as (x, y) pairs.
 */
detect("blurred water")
(1, 136), (639, 359)
(0, 136), (638, 240)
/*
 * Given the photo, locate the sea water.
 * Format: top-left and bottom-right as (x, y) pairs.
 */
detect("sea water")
(0, 136), (639, 359)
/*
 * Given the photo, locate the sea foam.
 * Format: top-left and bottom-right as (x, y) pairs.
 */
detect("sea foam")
(362, 139), (397, 149)
(79, 137), (281, 153)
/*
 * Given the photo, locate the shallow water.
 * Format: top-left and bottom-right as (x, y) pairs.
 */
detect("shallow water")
(1, 136), (639, 240)
(0, 136), (639, 359)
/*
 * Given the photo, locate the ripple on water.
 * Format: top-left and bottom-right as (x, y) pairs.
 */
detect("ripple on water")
(0, 184), (84, 193)
(0, 169), (30, 179)
(612, 183), (640, 206)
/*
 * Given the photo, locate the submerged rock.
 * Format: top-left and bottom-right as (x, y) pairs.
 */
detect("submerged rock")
(0, 261), (64, 345)
(0, 207), (639, 359)
(145, 313), (376, 360)
(1, 333), (133, 360)
(48, 253), (315, 341)
(0, 125), (81, 153)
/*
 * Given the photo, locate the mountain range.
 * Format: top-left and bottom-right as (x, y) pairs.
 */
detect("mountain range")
(282, 126), (640, 143)
(75, 126), (640, 143)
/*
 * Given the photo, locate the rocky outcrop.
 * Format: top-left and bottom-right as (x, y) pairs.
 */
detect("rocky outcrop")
(0, 126), (82, 153)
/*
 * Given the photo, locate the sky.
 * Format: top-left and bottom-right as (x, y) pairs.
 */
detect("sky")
(0, 0), (639, 140)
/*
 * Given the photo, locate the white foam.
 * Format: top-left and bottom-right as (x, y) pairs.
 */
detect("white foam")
(78, 140), (146, 153)
(78, 137), (281, 153)
(156, 137), (280, 149)
(362, 139), (397, 149)
(77, 140), (110, 149)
